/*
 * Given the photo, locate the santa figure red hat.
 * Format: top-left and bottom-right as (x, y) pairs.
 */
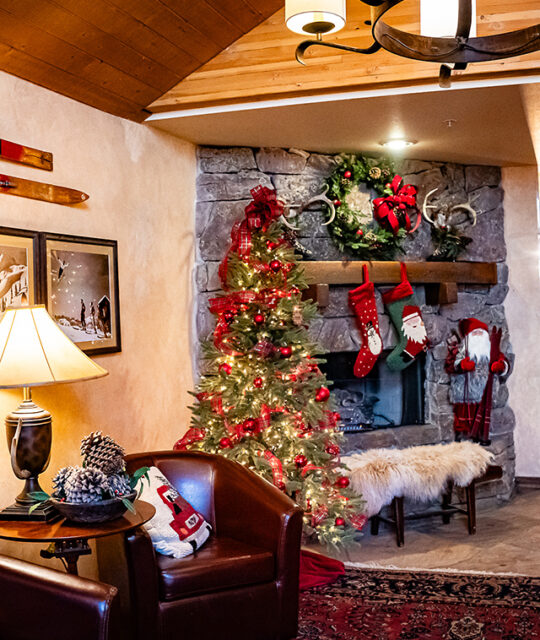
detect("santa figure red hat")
(401, 305), (428, 360)
(446, 317), (509, 445)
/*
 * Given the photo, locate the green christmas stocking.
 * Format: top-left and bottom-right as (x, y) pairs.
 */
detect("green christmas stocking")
(383, 263), (428, 371)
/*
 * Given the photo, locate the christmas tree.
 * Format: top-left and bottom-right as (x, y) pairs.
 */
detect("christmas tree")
(176, 186), (365, 547)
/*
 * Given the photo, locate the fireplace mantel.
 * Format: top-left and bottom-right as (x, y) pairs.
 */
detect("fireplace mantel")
(302, 260), (498, 306)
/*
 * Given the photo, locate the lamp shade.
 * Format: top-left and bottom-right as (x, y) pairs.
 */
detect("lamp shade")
(420, 0), (477, 38)
(0, 305), (108, 388)
(285, 0), (346, 35)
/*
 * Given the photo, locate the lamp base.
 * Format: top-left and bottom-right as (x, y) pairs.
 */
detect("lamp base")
(0, 499), (60, 522)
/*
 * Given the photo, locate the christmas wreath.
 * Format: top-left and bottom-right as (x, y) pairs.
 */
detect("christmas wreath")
(325, 154), (420, 260)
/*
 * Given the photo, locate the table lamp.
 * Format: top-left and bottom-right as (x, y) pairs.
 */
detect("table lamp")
(0, 305), (108, 522)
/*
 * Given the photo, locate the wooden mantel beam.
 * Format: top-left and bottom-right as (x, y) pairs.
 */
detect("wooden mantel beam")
(301, 260), (498, 306)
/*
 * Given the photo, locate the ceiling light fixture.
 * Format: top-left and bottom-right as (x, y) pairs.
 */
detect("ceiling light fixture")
(285, 0), (346, 36)
(381, 138), (416, 150)
(286, 0), (540, 88)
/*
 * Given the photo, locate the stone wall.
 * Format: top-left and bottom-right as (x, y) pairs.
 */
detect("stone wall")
(195, 147), (515, 502)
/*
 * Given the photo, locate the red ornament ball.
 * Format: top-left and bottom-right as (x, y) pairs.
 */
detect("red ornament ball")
(315, 386), (330, 402)
(335, 517), (346, 527)
(219, 363), (232, 375)
(269, 259), (282, 273)
(223, 310), (235, 323)
(344, 170), (352, 179)
(280, 346), (293, 358)
(385, 182), (391, 189)
(398, 203), (406, 210)
(326, 444), (340, 456)
(253, 377), (264, 388)
(219, 437), (233, 449)
(254, 313), (265, 325)
(335, 476), (350, 489)
(243, 418), (257, 432)
(356, 229), (364, 237)
(334, 199), (342, 207)
(240, 304), (249, 312)
(266, 240), (278, 250)
(294, 454), (308, 468)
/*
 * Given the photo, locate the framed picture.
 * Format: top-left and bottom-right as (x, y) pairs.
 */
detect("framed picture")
(41, 233), (121, 355)
(0, 226), (39, 311)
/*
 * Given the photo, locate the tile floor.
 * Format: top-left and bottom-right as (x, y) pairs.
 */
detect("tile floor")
(321, 490), (540, 576)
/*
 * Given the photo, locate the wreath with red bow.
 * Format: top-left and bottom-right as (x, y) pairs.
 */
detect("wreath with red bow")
(325, 154), (421, 260)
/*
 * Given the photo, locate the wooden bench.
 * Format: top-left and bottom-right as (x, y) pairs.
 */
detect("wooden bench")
(370, 464), (503, 547)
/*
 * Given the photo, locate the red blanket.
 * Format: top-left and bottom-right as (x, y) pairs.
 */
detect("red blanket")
(299, 549), (345, 590)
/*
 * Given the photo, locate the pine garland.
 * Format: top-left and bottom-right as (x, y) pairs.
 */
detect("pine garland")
(325, 154), (408, 260)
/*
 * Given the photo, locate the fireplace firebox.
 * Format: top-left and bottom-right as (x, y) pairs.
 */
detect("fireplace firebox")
(319, 351), (425, 432)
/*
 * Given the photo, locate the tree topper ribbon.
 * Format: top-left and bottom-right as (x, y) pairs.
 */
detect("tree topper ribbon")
(219, 186), (285, 288)
(373, 175), (420, 235)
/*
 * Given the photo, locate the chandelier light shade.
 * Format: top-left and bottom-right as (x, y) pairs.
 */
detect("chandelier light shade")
(289, 0), (540, 87)
(420, 0), (476, 38)
(285, 0), (346, 36)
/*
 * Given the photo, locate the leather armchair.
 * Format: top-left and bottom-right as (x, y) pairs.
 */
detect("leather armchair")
(122, 450), (303, 640)
(0, 554), (118, 640)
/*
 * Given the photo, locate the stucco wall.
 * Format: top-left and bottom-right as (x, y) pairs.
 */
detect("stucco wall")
(0, 72), (196, 572)
(503, 166), (540, 478)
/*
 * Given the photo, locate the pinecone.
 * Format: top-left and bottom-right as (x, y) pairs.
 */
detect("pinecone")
(52, 466), (76, 499)
(107, 473), (131, 498)
(80, 431), (125, 475)
(64, 467), (109, 503)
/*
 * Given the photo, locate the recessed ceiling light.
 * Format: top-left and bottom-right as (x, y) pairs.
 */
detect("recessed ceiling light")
(380, 139), (416, 151)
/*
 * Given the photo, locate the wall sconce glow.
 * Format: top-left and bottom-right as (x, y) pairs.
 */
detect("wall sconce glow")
(285, 0), (346, 35)
(381, 139), (416, 151)
(420, 0), (477, 38)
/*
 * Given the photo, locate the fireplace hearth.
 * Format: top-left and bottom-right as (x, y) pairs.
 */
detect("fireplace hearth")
(319, 351), (425, 432)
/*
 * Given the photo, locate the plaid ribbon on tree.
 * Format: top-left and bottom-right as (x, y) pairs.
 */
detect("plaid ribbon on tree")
(258, 449), (285, 490)
(218, 186), (285, 288)
(173, 427), (206, 450)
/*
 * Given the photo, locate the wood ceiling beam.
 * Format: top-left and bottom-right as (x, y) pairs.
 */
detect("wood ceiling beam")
(149, 0), (540, 114)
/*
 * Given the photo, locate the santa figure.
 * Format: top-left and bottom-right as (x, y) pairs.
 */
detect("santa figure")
(401, 305), (428, 361)
(366, 320), (383, 356)
(446, 318), (509, 445)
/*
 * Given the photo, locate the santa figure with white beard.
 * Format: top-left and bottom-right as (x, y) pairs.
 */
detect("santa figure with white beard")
(446, 318), (509, 446)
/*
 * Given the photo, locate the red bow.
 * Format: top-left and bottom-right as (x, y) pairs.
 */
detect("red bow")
(373, 175), (420, 235)
(219, 186), (285, 288)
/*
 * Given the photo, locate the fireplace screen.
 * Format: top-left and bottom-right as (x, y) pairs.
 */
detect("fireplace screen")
(319, 351), (425, 432)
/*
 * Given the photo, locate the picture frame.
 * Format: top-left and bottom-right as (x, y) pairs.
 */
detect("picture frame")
(0, 226), (40, 310)
(40, 233), (121, 355)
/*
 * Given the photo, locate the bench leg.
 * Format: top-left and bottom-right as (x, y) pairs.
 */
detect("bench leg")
(370, 515), (380, 536)
(442, 480), (454, 525)
(466, 481), (476, 535)
(392, 497), (405, 547)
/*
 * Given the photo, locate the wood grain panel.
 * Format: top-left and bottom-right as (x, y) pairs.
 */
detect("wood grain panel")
(151, 0), (540, 112)
(0, 0), (283, 120)
(301, 261), (498, 285)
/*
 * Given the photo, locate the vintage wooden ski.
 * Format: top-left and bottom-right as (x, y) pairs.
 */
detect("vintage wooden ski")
(0, 139), (53, 171)
(0, 174), (89, 205)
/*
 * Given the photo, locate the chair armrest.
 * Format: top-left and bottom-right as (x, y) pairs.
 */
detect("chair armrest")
(0, 554), (117, 640)
(124, 528), (161, 640)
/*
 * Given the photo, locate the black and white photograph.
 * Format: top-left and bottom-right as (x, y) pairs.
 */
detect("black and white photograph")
(0, 228), (38, 311)
(42, 234), (121, 355)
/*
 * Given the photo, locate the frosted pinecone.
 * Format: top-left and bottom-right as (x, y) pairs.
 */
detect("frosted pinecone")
(107, 473), (131, 498)
(52, 466), (76, 499)
(64, 467), (109, 504)
(81, 431), (125, 475)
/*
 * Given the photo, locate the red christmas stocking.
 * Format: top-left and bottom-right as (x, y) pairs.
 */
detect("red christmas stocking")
(348, 265), (383, 378)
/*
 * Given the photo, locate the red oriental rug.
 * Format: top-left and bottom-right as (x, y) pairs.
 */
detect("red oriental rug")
(297, 567), (540, 639)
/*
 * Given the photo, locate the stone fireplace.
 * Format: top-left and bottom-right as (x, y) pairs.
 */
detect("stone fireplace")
(195, 146), (515, 504)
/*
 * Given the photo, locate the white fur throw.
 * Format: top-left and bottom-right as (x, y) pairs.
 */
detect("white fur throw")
(342, 442), (493, 517)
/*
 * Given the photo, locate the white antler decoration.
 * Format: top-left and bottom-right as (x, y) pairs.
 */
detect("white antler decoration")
(281, 185), (336, 231)
(422, 187), (477, 229)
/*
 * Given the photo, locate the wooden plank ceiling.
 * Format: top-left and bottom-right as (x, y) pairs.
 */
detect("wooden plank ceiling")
(0, 0), (283, 121)
(150, 0), (540, 113)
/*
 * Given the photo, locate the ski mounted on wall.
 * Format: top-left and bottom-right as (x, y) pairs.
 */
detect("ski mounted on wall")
(0, 174), (89, 205)
(0, 139), (53, 171)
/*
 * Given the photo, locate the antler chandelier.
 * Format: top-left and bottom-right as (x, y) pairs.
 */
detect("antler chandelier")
(285, 0), (540, 87)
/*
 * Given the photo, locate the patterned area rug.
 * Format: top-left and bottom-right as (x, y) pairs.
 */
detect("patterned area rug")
(297, 567), (540, 639)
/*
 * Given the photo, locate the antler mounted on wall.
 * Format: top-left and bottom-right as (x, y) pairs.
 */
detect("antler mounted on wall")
(281, 185), (336, 230)
(422, 188), (477, 230)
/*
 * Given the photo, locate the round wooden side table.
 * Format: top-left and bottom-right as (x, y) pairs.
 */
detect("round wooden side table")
(0, 500), (155, 574)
